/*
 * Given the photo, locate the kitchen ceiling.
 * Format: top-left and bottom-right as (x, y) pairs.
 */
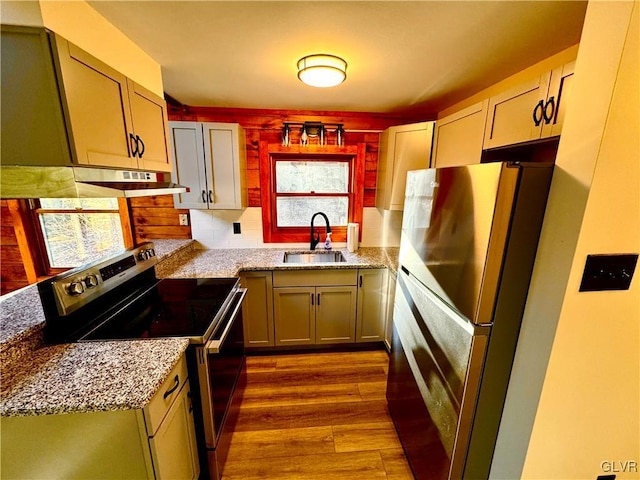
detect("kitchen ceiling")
(88, 1), (588, 115)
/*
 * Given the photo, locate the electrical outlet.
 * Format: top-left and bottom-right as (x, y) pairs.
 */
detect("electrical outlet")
(233, 222), (241, 234)
(179, 214), (189, 226)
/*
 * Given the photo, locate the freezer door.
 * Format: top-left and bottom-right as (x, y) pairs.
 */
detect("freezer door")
(399, 163), (520, 325)
(387, 268), (489, 479)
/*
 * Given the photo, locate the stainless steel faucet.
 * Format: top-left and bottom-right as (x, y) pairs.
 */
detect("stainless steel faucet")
(310, 212), (331, 250)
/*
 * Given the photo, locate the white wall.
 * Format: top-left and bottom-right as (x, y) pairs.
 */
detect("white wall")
(0, 0), (163, 97)
(491, 2), (639, 479)
(189, 207), (402, 249)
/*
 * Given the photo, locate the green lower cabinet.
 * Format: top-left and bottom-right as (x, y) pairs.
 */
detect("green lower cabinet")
(356, 268), (389, 343)
(270, 268), (389, 347)
(241, 271), (275, 347)
(315, 286), (357, 344)
(273, 286), (316, 346)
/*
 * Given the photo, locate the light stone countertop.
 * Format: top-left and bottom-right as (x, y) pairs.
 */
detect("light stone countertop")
(0, 240), (398, 417)
(0, 338), (188, 417)
(156, 246), (400, 279)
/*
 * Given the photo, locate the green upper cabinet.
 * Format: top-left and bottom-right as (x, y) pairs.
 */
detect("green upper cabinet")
(483, 61), (575, 149)
(169, 121), (247, 210)
(432, 100), (489, 168)
(376, 121), (434, 211)
(0, 26), (171, 172)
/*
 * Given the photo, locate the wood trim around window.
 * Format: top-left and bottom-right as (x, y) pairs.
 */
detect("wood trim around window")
(259, 142), (365, 244)
(6, 199), (42, 283)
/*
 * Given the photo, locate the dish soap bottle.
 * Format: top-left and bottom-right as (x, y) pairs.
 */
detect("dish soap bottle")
(324, 232), (332, 250)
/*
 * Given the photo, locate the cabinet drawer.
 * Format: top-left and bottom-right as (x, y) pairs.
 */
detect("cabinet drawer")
(144, 355), (189, 436)
(273, 269), (357, 287)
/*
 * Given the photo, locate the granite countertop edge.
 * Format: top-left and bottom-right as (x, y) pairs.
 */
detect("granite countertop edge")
(1, 338), (189, 418)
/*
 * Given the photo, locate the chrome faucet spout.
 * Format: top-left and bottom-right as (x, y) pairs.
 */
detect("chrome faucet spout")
(310, 212), (331, 250)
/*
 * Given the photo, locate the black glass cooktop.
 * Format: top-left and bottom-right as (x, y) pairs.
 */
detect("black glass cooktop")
(80, 277), (239, 344)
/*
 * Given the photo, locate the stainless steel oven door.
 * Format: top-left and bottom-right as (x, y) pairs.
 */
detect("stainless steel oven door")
(195, 288), (247, 449)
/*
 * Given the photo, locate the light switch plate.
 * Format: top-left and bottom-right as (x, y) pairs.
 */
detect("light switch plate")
(579, 254), (638, 292)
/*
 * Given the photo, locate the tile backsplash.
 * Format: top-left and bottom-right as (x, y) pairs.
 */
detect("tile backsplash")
(190, 207), (402, 249)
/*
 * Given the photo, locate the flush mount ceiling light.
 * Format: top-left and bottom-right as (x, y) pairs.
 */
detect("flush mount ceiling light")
(297, 54), (347, 88)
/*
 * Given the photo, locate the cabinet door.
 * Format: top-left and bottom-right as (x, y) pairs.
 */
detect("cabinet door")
(356, 269), (389, 343)
(376, 122), (434, 211)
(316, 286), (357, 344)
(128, 80), (171, 172)
(202, 123), (246, 209)
(169, 122), (210, 209)
(384, 271), (397, 351)
(541, 61), (575, 139)
(241, 271), (275, 347)
(273, 287), (315, 346)
(52, 35), (137, 168)
(149, 382), (200, 480)
(432, 100), (488, 168)
(483, 72), (551, 149)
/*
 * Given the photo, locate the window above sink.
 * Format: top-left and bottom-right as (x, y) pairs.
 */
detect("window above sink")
(259, 143), (365, 244)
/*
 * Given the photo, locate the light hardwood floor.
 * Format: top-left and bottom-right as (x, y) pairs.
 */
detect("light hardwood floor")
(221, 349), (414, 480)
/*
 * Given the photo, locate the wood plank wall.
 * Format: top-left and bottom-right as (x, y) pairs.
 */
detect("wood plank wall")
(0, 200), (30, 295)
(167, 106), (427, 207)
(128, 195), (191, 244)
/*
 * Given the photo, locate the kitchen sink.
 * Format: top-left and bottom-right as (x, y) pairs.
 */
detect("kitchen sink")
(283, 251), (346, 264)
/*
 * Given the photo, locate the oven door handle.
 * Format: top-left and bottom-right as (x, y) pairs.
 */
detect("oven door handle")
(205, 288), (247, 354)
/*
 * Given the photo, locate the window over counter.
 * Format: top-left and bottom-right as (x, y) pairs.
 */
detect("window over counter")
(32, 198), (131, 272)
(259, 143), (365, 243)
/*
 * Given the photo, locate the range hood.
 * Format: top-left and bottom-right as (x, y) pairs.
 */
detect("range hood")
(0, 166), (188, 199)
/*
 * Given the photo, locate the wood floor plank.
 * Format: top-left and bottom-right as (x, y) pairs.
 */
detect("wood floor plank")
(245, 356), (278, 371)
(358, 380), (388, 400)
(226, 426), (335, 462)
(240, 383), (362, 408)
(333, 421), (402, 453)
(246, 365), (387, 387)
(234, 400), (390, 432)
(380, 448), (416, 480)
(272, 350), (390, 370)
(222, 450), (387, 480)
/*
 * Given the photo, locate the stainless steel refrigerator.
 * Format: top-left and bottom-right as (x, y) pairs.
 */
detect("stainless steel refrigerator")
(386, 162), (554, 479)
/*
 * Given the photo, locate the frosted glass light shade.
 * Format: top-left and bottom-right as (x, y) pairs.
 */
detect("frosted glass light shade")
(297, 54), (347, 88)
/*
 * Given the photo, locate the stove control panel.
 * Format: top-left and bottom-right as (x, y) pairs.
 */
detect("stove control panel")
(46, 242), (159, 316)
